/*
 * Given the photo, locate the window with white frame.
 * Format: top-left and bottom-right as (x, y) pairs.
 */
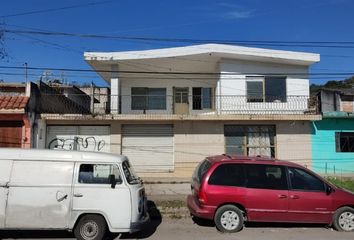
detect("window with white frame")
(131, 87), (166, 110)
(192, 87), (213, 110)
(246, 76), (287, 103)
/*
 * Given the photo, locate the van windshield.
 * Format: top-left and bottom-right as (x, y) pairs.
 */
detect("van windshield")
(122, 160), (140, 185)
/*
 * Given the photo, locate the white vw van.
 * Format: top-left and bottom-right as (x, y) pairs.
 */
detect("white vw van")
(0, 148), (149, 240)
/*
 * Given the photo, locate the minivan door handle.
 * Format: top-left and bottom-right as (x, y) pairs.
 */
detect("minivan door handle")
(74, 193), (83, 198)
(56, 191), (68, 202)
(290, 195), (300, 199)
(277, 194), (287, 199)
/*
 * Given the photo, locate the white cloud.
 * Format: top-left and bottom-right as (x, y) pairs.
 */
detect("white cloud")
(224, 10), (254, 19)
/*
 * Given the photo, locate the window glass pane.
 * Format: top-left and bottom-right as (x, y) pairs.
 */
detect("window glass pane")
(247, 81), (263, 102)
(192, 88), (202, 110)
(192, 159), (212, 183)
(131, 88), (147, 110)
(202, 88), (212, 109)
(78, 164), (121, 184)
(288, 167), (325, 191)
(148, 88), (166, 110)
(265, 77), (287, 102)
(245, 165), (287, 190)
(209, 164), (245, 187)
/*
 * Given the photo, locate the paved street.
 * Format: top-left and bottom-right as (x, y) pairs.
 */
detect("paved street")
(1, 217), (353, 240)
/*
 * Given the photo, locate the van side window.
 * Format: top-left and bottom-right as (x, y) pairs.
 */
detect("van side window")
(288, 167), (325, 192)
(245, 165), (288, 190)
(78, 164), (121, 184)
(208, 164), (245, 187)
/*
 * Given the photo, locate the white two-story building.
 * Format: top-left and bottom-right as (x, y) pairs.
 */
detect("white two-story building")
(38, 44), (321, 178)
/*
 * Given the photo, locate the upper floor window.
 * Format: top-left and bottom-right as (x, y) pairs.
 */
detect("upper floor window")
(246, 76), (287, 103)
(192, 87), (213, 110)
(131, 88), (166, 110)
(336, 132), (354, 152)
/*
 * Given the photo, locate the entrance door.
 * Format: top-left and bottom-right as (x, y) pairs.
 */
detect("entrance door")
(5, 161), (73, 229)
(174, 88), (189, 114)
(0, 121), (22, 148)
(0, 160), (12, 228)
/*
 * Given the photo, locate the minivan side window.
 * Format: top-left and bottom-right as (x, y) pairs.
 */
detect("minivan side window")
(245, 164), (288, 190)
(208, 164), (245, 187)
(78, 164), (121, 184)
(288, 167), (325, 192)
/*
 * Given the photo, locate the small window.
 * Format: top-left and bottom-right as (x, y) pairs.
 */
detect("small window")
(336, 132), (354, 152)
(288, 167), (325, 192)
(192, 87), (213, 110)
(245, 164), (288, 190)
(78, 164), (121, 184)
(208, 164), (245, 187)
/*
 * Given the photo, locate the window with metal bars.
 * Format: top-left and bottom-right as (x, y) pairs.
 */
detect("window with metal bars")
(224, 125), (276, 157)
(336, 132), (354, 152)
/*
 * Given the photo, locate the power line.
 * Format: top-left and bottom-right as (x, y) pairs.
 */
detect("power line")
(4, 28), (354, 49)
(0, 1), (114, 18)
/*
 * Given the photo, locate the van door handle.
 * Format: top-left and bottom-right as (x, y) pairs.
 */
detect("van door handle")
(74, 193), (83, 198)
(56, 191), (68, 202)
(290, 195), (300, 199)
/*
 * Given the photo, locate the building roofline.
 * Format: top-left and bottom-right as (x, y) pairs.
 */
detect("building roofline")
(84, 43), (320, 66)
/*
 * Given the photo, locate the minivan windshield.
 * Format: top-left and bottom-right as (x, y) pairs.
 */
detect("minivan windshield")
(193, 159), (211, 183)
(122, 160), (140, 185)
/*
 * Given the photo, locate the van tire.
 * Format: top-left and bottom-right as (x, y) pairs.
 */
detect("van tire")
(332, 207), (354, 232)
(74, 214), (107, 240)
(214, 205), (244, 233)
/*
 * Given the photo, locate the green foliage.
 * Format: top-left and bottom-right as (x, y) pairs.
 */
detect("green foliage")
(327, 177), (354, 192)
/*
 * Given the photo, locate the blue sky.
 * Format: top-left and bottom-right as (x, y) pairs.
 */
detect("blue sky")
(1, 0), (354, 86)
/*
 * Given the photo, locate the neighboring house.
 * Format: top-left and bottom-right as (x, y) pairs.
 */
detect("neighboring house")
(37, 44), (321, 178)
(0, 82), (39, 148)
(312, 89), (354, 174)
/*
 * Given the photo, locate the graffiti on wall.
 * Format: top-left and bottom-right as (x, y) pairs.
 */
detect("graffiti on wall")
(48, 136), (106, 152)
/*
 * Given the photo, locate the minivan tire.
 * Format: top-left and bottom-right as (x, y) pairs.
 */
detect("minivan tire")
(214, 205), (244, 233)
(74, 214), (107, 240)
(332, 207), (354, 232)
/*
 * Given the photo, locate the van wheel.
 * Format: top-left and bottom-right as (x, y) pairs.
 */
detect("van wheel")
(214, 205), (244, 233)
(333, 207), (354, 232)
(74, 214), (107, 240)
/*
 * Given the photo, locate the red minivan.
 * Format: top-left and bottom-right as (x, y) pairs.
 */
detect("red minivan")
(187, 155), (354, 233)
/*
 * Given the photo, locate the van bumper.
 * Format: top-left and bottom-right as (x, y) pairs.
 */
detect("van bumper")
(130, 213), (150, 233)
(187, 195), (215, 220)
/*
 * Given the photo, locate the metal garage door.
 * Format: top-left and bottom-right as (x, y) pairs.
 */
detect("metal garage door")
(46, 125), (110, 152)
(0, 121), (22, 148)
(122, 124), (174, 172)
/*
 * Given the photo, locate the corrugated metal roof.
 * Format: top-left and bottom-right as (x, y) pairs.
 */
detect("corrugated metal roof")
(0, 96), (29, 110)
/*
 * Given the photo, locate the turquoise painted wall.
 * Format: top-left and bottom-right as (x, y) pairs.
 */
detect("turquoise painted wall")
(312, 118), (354, 174)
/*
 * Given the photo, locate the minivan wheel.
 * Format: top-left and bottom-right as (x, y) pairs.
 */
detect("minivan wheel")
(214, 205), (244, 233)
(333, 207), (354, 232)
(74, 214), (107, 240)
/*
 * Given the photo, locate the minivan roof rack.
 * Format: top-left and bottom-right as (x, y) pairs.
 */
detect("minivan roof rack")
(222, 154), (232, 159)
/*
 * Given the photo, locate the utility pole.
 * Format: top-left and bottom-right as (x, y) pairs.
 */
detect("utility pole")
(24, 62), (28, 83)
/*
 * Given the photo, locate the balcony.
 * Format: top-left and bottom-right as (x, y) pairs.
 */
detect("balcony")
(39, 93), (320, 121)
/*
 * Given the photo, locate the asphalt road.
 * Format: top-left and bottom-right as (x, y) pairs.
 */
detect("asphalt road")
(1, 218), (353, 240)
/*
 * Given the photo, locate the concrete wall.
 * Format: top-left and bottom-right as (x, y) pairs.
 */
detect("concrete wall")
(312, 118), (354, 174)
(37, 119), (313, 178)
